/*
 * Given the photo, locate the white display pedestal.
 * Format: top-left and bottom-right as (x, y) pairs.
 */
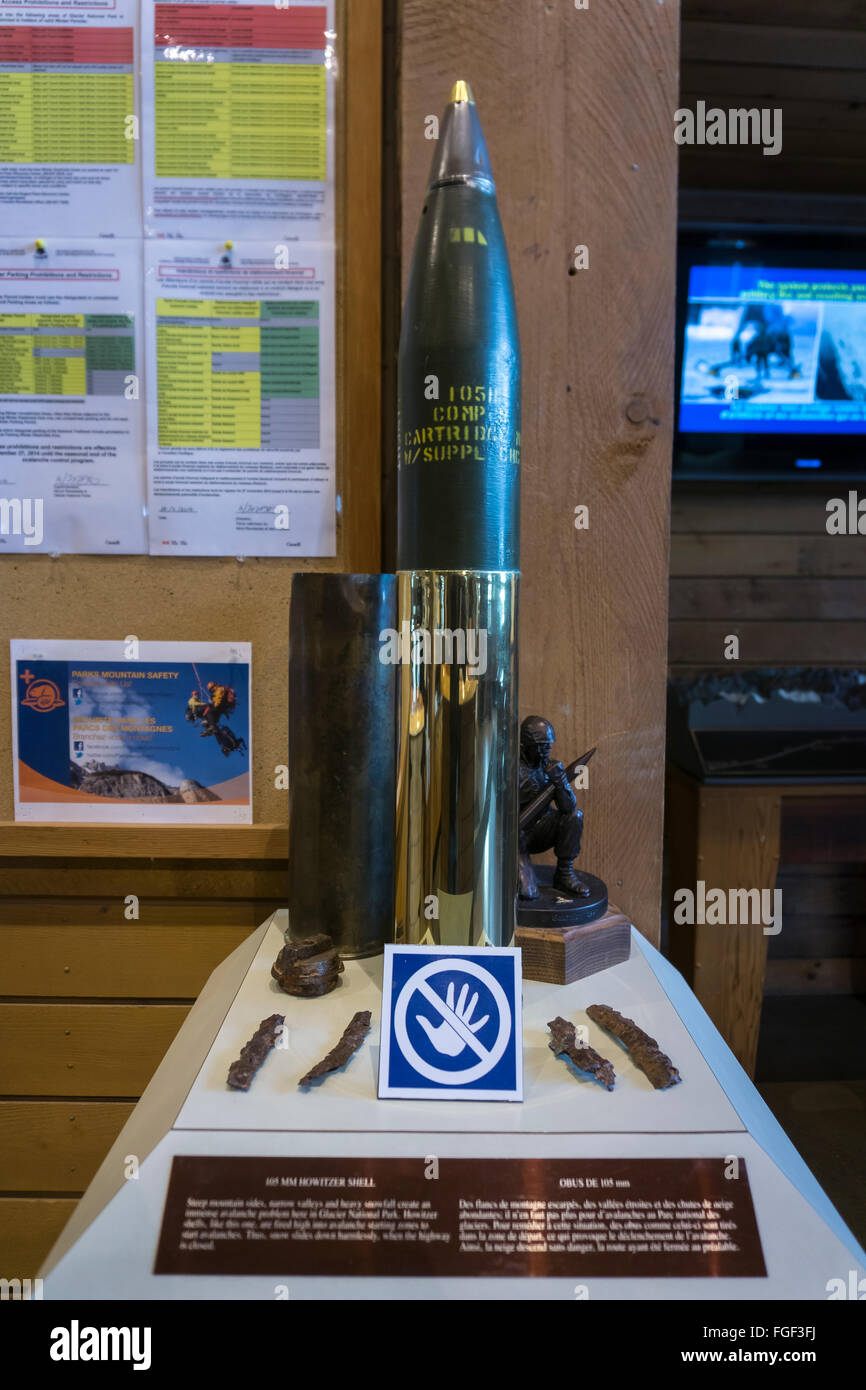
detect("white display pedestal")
(41, 912), (866, 1299)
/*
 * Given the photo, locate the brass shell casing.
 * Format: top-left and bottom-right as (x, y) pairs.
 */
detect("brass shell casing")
(394, 570), (519, 948)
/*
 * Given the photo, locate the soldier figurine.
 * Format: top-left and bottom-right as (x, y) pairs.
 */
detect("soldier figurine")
(518, 715), (591, 900)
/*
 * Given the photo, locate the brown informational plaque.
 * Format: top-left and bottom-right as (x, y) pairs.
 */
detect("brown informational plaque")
(154, 1155), (765, 1279)
(516, 904), (632, 985)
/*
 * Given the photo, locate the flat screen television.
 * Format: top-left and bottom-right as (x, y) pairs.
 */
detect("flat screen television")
(674, 229), (866, 480)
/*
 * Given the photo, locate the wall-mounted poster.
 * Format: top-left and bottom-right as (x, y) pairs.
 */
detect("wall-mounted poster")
(0, 240), (146, 555)
(144, 239), (335, 556)
(11, 639), (251, 823)
(0, 2), (142, 238)
(141, 0), (335, 242)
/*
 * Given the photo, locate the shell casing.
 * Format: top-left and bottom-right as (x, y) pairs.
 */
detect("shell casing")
(394, 569), (519, 948)
(287, 574), (397, 958)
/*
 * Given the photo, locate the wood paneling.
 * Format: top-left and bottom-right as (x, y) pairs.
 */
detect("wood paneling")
(0, 1004), (190, 1096)
(671, 535), (866, 579)
(0, 862), (286, 899)
(670, 487), (866, 668)
(680, 5), (866, 196)
(777, 869), (866, 919)
(686, 1), (864, 27)
(682, 22), (866, 70)
(683, 62), (866, 107)
(401, 0), (679, 942)
(670, 622), (866, 666)
(765, 957), (866, 995)
(0, 924), (252, 997)
(672, 492), (844, 534)
(680, 188), (866, 229)
(781, 796), (866, 864)
(0, 1101), (133, 1192)
(0, 897), (275, 928)
(767, 917), (866, 961)
(670, 578), (866, 622)
(0, 1198), (77, 1277)
(680, 154), (863, 198)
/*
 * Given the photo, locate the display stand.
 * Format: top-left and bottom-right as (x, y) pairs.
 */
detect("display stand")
(41, 913), (865, 1299)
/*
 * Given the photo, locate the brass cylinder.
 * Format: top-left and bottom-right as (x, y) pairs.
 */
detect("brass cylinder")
(394, 569), (518, 948)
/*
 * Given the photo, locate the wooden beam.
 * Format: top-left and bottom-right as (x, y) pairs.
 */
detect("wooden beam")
(400, 0), (679, 942)
(667, 778), (781, 1077)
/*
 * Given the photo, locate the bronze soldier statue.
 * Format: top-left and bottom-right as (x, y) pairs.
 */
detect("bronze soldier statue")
(518, 715), (592, 900)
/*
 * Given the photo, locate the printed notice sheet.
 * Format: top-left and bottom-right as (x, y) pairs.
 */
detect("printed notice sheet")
(145, 239), (335, 556)
(0, 239), (146, 554)
(11, 639), (252, 822)
(142, 0), (335, 240)
(0, 0), (141, 238)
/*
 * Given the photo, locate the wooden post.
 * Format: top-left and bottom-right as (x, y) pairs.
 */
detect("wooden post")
(400, 0), (680, 941)
(667, 773), (782, 1076)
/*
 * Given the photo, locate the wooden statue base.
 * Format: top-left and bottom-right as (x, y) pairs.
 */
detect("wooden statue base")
(515, 902), (632, 985)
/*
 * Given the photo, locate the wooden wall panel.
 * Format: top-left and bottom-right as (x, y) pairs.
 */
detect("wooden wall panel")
(0, 1101), (134, 1192)
(670, 487), (866, 670)
(0, 1199), (77, 1279)
(680, 4), (866, 196)
(685, 1), (863, 26)
(401, 0), (679, 941)
(1, 863), (286, 899)
(0, 1004), (190, 1096)
(0, 924), (252, 997)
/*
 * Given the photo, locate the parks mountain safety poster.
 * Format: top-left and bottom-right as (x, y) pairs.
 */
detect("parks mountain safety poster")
(11, 639), (251, 822)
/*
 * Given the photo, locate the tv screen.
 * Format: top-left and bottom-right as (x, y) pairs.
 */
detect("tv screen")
(675, 232), (866, 479)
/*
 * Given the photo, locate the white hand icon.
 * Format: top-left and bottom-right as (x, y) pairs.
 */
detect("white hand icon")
(417, 981), (490, 1056)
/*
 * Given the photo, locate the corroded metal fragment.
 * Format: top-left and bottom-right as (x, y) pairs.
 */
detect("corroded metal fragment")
(227, 1013), (285, 1091)
(548, 1015), (615, 1090)
(586, 1004), (681, 1089)
(298, 1011), (372, 1087)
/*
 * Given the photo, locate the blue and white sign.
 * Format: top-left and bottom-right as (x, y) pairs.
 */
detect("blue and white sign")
(378, 945), (523, 1102)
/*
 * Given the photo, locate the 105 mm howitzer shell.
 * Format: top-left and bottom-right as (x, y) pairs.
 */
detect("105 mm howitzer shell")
(396, 84), (520, 948)
(398, 83), (520, 573)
